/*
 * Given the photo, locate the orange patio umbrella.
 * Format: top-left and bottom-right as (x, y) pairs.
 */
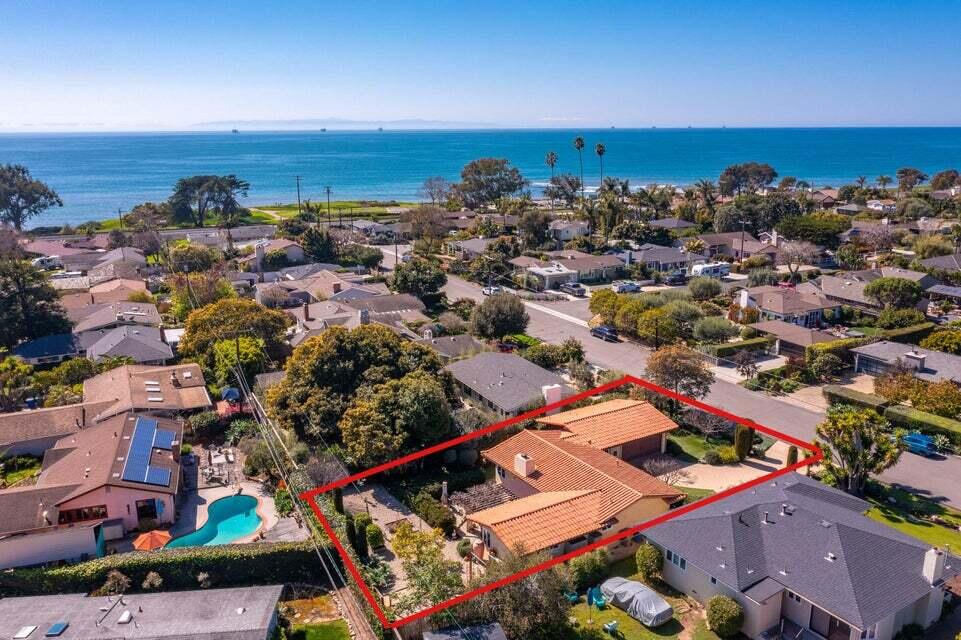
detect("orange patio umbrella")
(133, 530), (172, 551)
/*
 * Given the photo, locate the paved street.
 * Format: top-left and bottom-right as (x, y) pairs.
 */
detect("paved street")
(443, 275), (961, 508)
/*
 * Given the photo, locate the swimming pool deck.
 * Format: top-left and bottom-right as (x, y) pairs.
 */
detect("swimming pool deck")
(169, 480), (278, 543)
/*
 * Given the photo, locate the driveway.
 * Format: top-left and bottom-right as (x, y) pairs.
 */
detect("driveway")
(670, 441), (792, 493)
(442, 275), (961, 509)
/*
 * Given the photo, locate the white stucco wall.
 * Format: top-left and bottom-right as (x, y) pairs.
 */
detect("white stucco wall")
(0, 525), (98, 569)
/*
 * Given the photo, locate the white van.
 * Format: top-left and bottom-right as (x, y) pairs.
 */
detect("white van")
(690, 262), (731, 278)
(31, 255), (63, 270)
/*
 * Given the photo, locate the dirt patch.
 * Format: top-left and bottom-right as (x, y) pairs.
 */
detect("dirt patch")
(282, 595), (341, 624)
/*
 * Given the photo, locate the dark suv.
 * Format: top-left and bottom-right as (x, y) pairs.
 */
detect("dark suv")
(559, 282), (587, 297)
(590, 325), (619, 342)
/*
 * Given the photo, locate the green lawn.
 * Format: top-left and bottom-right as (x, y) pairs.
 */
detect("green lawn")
(0, 457), (41, 488)
(679, 487), (715, 504)
(666, 432), (727, 463)
(865, 485), (961, 549)
(287, 621), (351, 640)
(565, 556), (721, 640)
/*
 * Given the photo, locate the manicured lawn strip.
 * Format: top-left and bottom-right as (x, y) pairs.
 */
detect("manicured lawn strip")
(865, 485), (961, 549)
(0, 457), (41, 487)
(679, 487), (715, 504)
(667, 432), (727, 463)
(288, 620), (351, 640)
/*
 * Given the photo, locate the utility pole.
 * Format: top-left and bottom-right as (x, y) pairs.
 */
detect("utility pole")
(118, 208), (124, 231)
(738, 218), (746, 266)
(295, 176), (303, 214)
(325, 186), (332, 228)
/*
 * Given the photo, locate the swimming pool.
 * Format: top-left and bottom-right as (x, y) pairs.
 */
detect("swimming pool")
(166, 494), (262, 548)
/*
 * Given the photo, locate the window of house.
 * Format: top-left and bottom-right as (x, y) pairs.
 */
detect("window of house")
(710, 577), (717, 585)
(666, 549), (687, 570)
(495, 466), (505, 480)
(58, 504), (108, 524)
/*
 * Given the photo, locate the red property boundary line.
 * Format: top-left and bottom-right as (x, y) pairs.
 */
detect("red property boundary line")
(301, 375), (823, 631)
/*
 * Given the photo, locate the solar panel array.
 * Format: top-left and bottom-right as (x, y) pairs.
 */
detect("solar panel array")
(120, 416), (174, 487)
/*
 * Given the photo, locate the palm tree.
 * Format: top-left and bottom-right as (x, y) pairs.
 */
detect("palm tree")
(683, 238), (707, 255)
(545, 151), (558, 214)
(595, 143), (606, 184)
(694, 179), (717, 215)
(856, 176), (867, 190)
(877, 175), (892, 194)
(573, 137), (585, 201)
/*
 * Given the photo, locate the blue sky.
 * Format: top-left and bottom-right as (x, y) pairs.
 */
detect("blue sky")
(2, 0), (960, 131)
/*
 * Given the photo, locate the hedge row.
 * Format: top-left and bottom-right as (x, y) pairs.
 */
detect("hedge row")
(880, 322), (937, 344)
(0, 541), (328, 597)
(822, 385), (890, 411)
(805, 336), (875, 365)
(884, 405), (961, 444)
(701, 336), (774, 358)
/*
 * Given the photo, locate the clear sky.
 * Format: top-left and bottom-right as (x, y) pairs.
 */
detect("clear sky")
(2, 0), (960, 131)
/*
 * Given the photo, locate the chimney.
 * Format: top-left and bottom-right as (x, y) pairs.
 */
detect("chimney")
(738, 288), (752, 309)
(514, 453), (535, 478)
(541, 384), (564, 413)
(170, 371), (180, 387)
(302, 301), (310, 321)
(358, 309), (370, 325)
(254, 241), (266, 271)
(923, 548), (946, 585)
(903, 351), (926, 371)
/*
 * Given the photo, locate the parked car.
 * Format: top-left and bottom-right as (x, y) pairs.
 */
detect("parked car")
(482, 285), (503, 296)
(663, 271), (687, 286)
(559, 282), (587, 297)
(31, 255), (63, 270)
(600, 577), (674, 628)
(590, 325), (619, 342)
(900, 432), (937, 457)
(611, 280), (641, 293)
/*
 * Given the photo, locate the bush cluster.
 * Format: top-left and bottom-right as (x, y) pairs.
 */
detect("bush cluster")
(411, 491), (456, 536)
(706, 595), (745, 637)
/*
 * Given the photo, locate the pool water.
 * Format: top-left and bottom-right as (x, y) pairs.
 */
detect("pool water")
(166, 494), (262, 548)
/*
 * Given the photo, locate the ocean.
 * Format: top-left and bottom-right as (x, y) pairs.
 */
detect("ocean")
(2, 127), (960, 228)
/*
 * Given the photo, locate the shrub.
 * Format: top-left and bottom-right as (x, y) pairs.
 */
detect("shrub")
(456, 539), (473, 559)
(880, 322), (936, 344)
(786, 445), (799, 466)
(353, 512), (373, 533)
(523, 343), (566, 369)
(693, 317), (739, 343)
(689, 277), (722, 301)
(225, 419), (259, 445)
(703, 450), (723, 465)
(273, 489), (294, 517)
(718, 446), (740, 464)
(365, 524), (384, 549)
(701, 337), (773, 358)
(568, 549), (609, 591)
(894, 624), (924, 640)
(635, 544), (663, 581)
(180, 443), (193, 456)
(0, 542), (329, 596)
(884, 405), (961, 445)
(411, 491), (456, 536)
(733, 425), (753, 461)
(188, 411), (222, 437)
(805, 336), (875, 365)
(743, 377), (763, 391)
(822, 385), (889, 411)
(876, 308), (926, 330)
(809, 352), (843, 381)
(706, 595), (744, 638)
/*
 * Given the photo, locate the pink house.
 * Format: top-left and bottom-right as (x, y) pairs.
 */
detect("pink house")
(0, 413), (182, 569)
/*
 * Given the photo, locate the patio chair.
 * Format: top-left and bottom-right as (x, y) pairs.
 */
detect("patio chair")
(603, 620), (618, 635)
(565, 591), (580, 603)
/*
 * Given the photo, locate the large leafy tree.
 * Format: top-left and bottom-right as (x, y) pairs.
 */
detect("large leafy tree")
(390, 258), (447, 301)
(920, 329), (961, 355)
(775, 213), (850, 248)
(0, 259), (70, 349)
(714, 193), (801, 235)
(339, 371), (452, 466)
(168, 271), (236, 322)
(169, 174), (249, 228)
(518, 208), (552, 248)
(455, 158), (527, 209)
(718, 162), (778, 196)
(391, 522), (463, 616)
(645, 344), (715, 400)
(455, 548), (572, 640)
(543, 174), (582, 208)
(0, 164), (63, 231)
(300, 226), (338, 263)
(816, 405), (901, 496)
(266, 325), (450, 443)
(0, 356), (34, 412)
(178, 297), (289, 364)
(469, 293), (529, 340)
(930, 169), (960, 191)
(895, 167), (927, 192)
(863, 277), (923, 309)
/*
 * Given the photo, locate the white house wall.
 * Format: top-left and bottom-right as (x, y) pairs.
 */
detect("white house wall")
(0, 526), (98, 569)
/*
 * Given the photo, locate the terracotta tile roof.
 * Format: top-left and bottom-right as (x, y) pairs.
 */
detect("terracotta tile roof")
(469, 490), (604, 552)
(484, 430), (682, 520)
(535, 399), (678, 449)
(82, 364), (211, 421)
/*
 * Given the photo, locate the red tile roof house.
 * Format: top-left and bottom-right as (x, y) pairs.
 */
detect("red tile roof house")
(462, 399), (682, 562)
(0, 414), (183, 569)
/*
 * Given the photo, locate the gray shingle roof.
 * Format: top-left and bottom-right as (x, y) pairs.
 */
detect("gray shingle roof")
(920, 253), (961, 272)
(0, 585), (284, 639)
(644, 473), (958, 629)
(82, 325), (173, 363)
(445, 352), (569, 414)
(423, 623), (509, 640)
(851, 341), (961, 384)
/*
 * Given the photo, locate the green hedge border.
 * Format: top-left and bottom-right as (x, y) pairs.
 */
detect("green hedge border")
(701, 336), (774, 358)
(884, 405), (961, 443)
(822, 385), (890, 411)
